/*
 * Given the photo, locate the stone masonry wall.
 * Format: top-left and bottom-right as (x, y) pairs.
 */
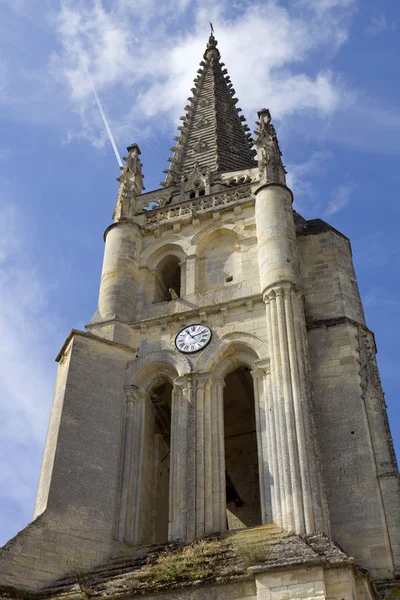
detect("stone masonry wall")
(0, 332), (135, 591)
(255, 564), (374, 600)
(307, 321), (394, 578)
(299, 227), (400, 577)
(34, 342), (73, 517)
(297, 229), (365, 325)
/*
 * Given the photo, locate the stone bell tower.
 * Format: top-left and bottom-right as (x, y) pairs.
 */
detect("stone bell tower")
(1, 33), (399, 600)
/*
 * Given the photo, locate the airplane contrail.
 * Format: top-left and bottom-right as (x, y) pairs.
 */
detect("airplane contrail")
(85, 66), (123, 168)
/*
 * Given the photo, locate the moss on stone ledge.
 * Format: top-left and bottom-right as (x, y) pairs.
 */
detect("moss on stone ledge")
(0, 526), (357, 600)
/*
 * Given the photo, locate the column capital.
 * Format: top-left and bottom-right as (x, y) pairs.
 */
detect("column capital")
(262, 282), (304, 304)
(173, 376), (187, 393)
(125, 385), (146, 403)
(193, 372), (212, 390)
(253, 182), (294, 203)
(211, 376), (226, 388)
(103, 219), (140, 243)
(254, 359), (271, 377)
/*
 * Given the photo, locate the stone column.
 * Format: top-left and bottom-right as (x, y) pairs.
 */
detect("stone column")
(169, 374), (227, 541)
(97, 221), (142, 323)
(147, 268), (157, 303)
(117, 386), (146, 544)
(264, 362), (283, 526)
(252, 366), (272, 524)
(203, 377), (214, 534)
(169, 375), (196, 541)
(211, 377), (227, 533)
(255, 182), (329, 535)
(195, 374), (210, 537)
(265, 286), (304, 531)
(168, 381), (180, 541)
(185, 254), (197, 295)
(179, 260), (187, 297)
(196, 375), (227, 536)
(185, 375), (197, 541)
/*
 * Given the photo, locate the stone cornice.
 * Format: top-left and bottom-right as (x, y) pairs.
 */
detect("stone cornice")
(130, 293), (264, 330)
(296, 218), (349, 241)
(55, 329), (135, 363)
(141, 185), (253, 230)
(306, 315), (370, 332)
(103, 219), (140, 242)
(253, 182), (294, 203)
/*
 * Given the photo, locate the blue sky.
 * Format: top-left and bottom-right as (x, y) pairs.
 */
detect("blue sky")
(0, 0), (399, 545)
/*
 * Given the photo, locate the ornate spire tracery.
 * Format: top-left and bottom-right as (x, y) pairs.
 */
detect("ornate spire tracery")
(255, 109), (286, 185)
(163, 34), (256, 187)
(113, 144), (145, 222)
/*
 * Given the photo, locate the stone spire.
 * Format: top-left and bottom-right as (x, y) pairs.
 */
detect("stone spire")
(255, 108), (286, 185)
(163, 34), (256, 187)
(113, 143), (144, 222)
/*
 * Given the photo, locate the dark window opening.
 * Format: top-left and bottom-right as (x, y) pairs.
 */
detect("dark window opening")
(149, 382), (172, 543)
(223, 366), (261, 530)
(155, 255), (181, 302)
(188, 184), (205, 200)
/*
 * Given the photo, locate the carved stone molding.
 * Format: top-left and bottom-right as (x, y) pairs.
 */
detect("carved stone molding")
(255, 109), (286, 186)
(262, 282), (304, 305)
(192, 139), (209, 154)
(125, 349), (192, 389)
(124, 385), (145, 404)
(144, 186), (252, 228)
(195, 117), (210, 129)
(113, 144), (144, 222)
(221, 330), (269, 358)
(358, 328), (383, 394)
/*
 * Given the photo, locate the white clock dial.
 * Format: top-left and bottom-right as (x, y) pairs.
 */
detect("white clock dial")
(175, 324), (212, 354)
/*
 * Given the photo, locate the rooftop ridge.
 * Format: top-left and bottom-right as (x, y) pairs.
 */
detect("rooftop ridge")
(163, 34), (256, 187)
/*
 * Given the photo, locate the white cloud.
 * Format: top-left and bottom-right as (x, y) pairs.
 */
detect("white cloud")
(46, 0), (355, 149)
(286, 150), (332, 215)
(287, 151), (332, 190)
(325, 183), (355, 215)
(367, 15), (396, 35)
(0, 191), (61, 544)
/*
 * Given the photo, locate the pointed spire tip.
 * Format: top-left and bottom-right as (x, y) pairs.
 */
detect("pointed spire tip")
(204, 25), (219, 59)
(164, 24), (256, 186)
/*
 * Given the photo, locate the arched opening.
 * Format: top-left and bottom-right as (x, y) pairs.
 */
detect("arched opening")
(223, 366), (261, 530)
(188, 179), (205, 200)
(147, 381), (172, 543)
(155, 255), (181, 302)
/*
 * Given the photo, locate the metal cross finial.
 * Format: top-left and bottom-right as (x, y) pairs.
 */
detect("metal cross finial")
(209, 21), (214, 35)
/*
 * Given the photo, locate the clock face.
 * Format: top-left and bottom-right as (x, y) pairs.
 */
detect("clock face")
(175, 324), (212, 354)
